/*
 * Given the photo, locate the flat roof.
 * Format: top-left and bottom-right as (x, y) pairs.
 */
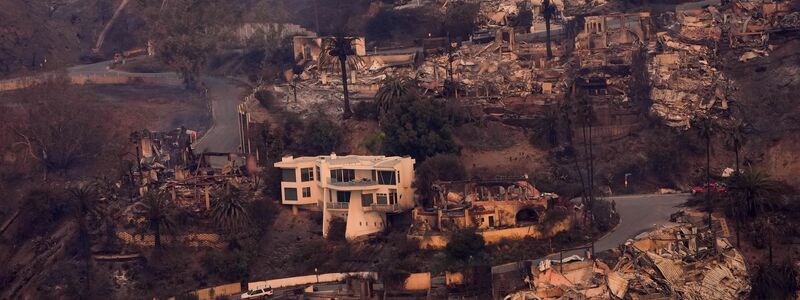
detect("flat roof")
(274, 154), (412, 169)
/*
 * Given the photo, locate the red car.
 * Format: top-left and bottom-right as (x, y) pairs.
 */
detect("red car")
(691, 182), (727, 195)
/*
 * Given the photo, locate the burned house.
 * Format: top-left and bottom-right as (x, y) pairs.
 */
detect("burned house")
(409, 176), (568, 248)
(647, 3), (735, 129)
(504, 222), (749, 300)
(131, 128), (253, 210)
(569, 13), (653, 139)
(727, 0), (800, 51)
(273, 34), (420, 115)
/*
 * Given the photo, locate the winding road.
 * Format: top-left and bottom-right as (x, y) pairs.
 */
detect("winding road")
(1, 59), (691, 296)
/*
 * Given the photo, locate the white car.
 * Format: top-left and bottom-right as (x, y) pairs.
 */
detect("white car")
(241, 286), (273, 299)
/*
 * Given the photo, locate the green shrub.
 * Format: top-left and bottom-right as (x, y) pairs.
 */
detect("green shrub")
(300, 112), (342, 155)
(381, 97), (458, 160)
(751, 262), (799, 300)
(202, 249), (250, 282)
(444, 228), (485, 270)
(353, 101), (379, 120)
(362, 131), (385, 154)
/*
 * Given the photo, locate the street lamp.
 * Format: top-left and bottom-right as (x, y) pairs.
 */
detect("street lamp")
(315, 268), (319, 283)
(624, 173), (632, 188)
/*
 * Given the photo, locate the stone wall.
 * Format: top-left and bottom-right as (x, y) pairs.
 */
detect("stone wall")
(410, 217), (573, 249)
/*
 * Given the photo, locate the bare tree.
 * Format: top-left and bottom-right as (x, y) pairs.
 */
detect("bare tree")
(12, 78), (108, 178)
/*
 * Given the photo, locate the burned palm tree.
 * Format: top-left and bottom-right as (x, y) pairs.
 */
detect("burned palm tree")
(320, 36), (364, 119)
(542, 0), (557, 58)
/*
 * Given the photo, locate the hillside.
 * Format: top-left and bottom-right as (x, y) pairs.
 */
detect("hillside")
(0, 0), (147, 79)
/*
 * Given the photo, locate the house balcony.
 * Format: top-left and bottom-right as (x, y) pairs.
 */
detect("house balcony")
(363, 203), (401, 213)
(327, 202), (350, 210)
(329, 178), (377, 186)
(328, 179), (381, 191)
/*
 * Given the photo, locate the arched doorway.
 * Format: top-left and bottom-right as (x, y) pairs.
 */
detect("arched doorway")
(515, 207), (540, 226)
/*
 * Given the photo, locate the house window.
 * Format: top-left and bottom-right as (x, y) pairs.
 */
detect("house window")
(281, 169), (296, 182)
(330, 169), (355, 183)
(377, 193), (388, 205)
(336, 191), (351, 203)
(301, 168), (314, 182)
(389, 189), (398, 205)
(361, 193), (373, 207)
(315, 166), (321, 182)
(284, 188), (298, 201)
(376, 170), (396, 185)
(302, 187), (311, 198)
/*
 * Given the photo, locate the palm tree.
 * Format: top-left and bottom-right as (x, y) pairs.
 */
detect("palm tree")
(725, 122), (747, 174)
(375, 77), (415, 118)
(542, 0), (557, 58)
(694, 117), (714, 227)
(133, 190), (175, 248)
(728, 170), (784, 219)
(531, 107), (560, 148)
(320, 36), (362, 119)
(721, 192), (747, 247)
(577, 94), (596, 224)
(211, 183), (252, 235)
(68, 183), (100, 296)
(755, 215), (779, 264)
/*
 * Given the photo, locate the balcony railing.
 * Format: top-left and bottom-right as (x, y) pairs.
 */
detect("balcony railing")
(327, 202), (350, 210)
(364, 203), (400, 212)
(328, 178), (378, 187)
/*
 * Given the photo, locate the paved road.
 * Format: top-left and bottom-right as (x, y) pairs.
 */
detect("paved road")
(70, 60), (245, 166)
(43, 59), (244, 167)
(492, 193), (688, 274)
(192, 76), (246, 166)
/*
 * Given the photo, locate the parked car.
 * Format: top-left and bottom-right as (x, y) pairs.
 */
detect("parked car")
(241, 286), (273, 299)
(691, 182), (727, 195)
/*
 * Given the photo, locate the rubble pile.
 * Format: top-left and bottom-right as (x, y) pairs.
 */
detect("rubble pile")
(132, 128), (256, 210)
(728, 0), (797, 50)
(506, 223), (750, 299)
(649, 3), (733, 129)
(417, 42), (570, 99)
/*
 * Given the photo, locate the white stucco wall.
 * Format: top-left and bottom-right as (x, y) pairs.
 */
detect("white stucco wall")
(345, 193), (386, 239)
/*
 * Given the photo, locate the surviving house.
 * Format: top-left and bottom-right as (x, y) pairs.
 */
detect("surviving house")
(274, 154), (415, 240)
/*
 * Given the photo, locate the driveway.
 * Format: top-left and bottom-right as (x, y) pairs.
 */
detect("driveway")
(67, 59), (246, 166)
(193, 76), (247, 166)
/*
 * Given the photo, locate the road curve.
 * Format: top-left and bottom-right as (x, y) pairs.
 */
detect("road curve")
(492, 193), (688, 274)
(66, 60), (246, 160)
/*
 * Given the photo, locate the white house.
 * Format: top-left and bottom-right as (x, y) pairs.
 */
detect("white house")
(274, 154), (416, 240)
